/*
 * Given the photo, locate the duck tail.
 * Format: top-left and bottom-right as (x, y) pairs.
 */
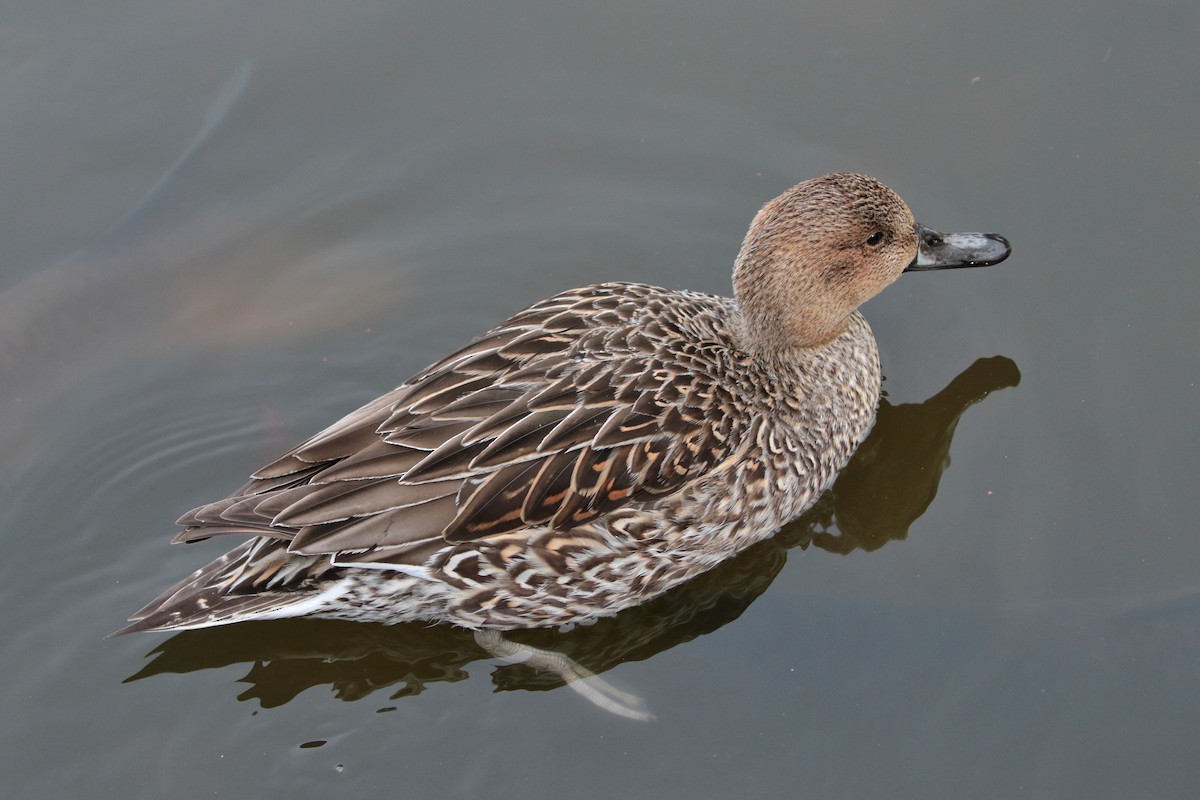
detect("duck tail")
(108, 538), (332, 636)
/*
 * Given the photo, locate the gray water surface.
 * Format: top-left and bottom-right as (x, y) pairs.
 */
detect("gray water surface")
(2, 2), (1198, 799)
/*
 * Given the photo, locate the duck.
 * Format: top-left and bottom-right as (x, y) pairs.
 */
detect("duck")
(117, 173), (1009, 645)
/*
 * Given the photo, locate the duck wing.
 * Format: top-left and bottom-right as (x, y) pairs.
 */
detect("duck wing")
(173, 283), (739, 568)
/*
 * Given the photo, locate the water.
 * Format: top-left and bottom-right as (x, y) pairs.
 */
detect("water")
(2, 2), (1197, 798)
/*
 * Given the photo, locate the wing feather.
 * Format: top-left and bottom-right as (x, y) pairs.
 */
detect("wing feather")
(171, 283), (738, 570)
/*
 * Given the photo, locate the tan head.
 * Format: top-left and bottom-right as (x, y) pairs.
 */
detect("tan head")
(733, 173), (919, 353)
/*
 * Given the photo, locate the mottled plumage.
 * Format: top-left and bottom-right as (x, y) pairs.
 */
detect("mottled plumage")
(118, 173), (1009, 636)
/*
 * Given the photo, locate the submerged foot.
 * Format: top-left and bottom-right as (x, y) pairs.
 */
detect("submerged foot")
(473, 629), (654, 722)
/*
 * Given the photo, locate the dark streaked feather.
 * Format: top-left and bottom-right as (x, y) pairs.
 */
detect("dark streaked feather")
(167, 283), (739, 573)
(112, 538), (335, 635)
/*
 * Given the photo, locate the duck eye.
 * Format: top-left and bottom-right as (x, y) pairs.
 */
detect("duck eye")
(865, 231), (886, 247)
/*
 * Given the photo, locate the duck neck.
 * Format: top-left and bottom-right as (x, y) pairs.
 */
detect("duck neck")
(732, 250), (851, 357)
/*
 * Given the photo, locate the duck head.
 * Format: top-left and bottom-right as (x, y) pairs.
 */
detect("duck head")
(733, 173), (1010, 353)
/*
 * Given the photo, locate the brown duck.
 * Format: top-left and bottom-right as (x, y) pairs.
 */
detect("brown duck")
(118, 174), (1009, 648)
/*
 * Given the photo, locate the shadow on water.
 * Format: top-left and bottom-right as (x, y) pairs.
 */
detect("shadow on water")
(124, 355), (1021, 708)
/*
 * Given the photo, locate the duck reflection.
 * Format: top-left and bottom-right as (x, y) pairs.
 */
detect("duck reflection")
(125, 355), (1019, 709)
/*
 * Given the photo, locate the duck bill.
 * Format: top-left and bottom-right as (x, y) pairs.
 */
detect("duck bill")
(905, 223), (1011, 272)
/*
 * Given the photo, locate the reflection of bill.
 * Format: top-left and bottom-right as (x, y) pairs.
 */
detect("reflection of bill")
(126, 356), (1019, 711)
(804, 354), (1022, 554)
